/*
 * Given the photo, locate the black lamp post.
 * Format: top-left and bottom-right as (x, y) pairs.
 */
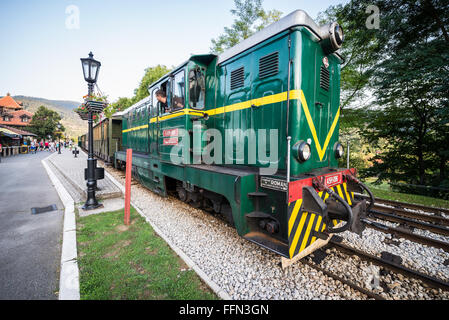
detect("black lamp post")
(80, 52), (103, 210)
(57, 123), (62, 154)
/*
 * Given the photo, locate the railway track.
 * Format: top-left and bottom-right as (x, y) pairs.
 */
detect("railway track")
(357, 194), (449, 217)
(108, 164), (449, 300)
(303, 237), (449, 300)
(301, 258), (385, 300)
(328, 238), (449, 292)
(349, 194), (449, 251)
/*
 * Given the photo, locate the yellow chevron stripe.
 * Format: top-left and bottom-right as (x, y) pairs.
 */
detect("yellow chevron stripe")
(299, 90), (340, 161)
(289, 211), (308, 258)
(343, 183), (352, 205)
(299, 214), (316, 253)
(288, 199), (303, 237)
(310, 215), (322, 243)
(336, 184), (345, 201)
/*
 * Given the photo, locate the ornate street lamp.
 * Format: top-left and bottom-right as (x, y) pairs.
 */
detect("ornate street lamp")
(80, 51), (104, 210)
(81, 52), (101, 84)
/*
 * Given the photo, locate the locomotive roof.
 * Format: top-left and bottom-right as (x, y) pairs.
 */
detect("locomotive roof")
(217, 9), (338, 65)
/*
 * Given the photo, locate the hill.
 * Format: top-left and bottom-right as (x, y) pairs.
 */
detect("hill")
(13, 95), (87, 138)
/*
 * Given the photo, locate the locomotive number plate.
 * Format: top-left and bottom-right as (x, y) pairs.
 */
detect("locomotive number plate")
(163, 128), (179, 137)
(260, 177), (288, 192)
(323, 173), (342, 188)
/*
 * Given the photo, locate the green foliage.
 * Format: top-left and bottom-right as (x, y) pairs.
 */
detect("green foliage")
(355, 0), (448, 191)
(110, 65), (171, 113)
(210, 0), (282, 54)
(319, 0), (449, 196)
(317, 1), (381, 111)
(134, 65), (171, 101)
(29, 105), (64, 140)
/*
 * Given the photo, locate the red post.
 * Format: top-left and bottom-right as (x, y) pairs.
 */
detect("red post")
(124, 148), (132, 225)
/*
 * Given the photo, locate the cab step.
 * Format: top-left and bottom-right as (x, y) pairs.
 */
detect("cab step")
(247, 192), (268, 198)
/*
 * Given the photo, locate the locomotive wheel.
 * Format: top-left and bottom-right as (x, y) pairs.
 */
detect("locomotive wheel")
(177, 187), (188, 202)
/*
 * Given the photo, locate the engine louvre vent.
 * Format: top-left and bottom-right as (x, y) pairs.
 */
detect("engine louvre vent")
(230, 66), (244, 90)
(259, 52), (279, 79)
(320, 66), (330, 91)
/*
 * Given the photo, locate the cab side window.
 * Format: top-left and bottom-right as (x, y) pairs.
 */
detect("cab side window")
(172, 70), (185, 111)
(189, 67), (206, 109)
(151, 87), (160, 117)
(158, 81), (170, 115)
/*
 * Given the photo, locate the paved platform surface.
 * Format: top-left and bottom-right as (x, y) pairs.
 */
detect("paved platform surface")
(0, 151), (63, 299)
(47, 148), (122, 203)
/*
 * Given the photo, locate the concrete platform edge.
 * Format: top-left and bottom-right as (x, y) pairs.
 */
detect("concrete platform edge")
(41, 154), (80, 300)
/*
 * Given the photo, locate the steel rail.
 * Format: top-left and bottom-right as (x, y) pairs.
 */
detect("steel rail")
(328, 239), (449, 291)
(371, 204), (449, 226)
(301, 258), (385, 300)
(369, 209), (449, 237)
(362, 219), (449, 252)
(355, 194), (449, 216)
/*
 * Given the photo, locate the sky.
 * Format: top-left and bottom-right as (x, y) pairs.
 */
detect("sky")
(0, 0), (348, 103)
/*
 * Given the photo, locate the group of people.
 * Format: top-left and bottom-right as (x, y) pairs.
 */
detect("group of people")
(29, 139), (73, 154)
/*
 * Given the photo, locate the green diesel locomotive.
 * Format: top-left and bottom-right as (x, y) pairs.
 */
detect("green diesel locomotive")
(108, 10), (374, 261)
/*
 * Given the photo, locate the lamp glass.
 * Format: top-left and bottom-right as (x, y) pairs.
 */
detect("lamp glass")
(82, 60), (90, 81)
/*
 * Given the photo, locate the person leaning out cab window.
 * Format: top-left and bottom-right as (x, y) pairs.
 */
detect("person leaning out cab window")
(155, 89), (170, 113)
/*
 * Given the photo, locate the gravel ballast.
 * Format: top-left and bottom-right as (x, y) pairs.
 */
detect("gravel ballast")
(104, 165), (449, 300)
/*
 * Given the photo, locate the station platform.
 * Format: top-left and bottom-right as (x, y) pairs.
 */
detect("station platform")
(46, 148), (122, 204)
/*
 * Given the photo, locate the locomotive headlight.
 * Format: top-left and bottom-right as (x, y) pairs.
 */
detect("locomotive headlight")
(334, 24), (344, 47)
(293, 141), (311, 162)
(320, 22), (344, 54)
(334, 142), (344, 159)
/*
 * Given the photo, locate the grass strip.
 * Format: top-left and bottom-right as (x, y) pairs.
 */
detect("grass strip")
(364, 182), (449, 210)
(76, 206), (218, 300)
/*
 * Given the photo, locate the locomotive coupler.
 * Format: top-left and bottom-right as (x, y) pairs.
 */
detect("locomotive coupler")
(309, 176), (367, 235)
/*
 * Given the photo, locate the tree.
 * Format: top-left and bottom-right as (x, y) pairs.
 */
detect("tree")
(134, 65), (171, 101)
(358, 0), (449, 193)
(210, 0), (282, 54)
(317, 1), (381, 112)
(29, 106), (64, 140)
(110, 65), (171, 113)
(318, 0), (449, 196)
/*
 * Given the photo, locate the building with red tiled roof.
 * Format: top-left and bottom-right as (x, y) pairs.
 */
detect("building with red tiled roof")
(0, 93), (23, 111)
(0, 93), (33, 128)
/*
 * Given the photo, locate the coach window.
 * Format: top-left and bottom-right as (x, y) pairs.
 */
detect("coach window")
(189, 67), (206, 109)
(171, 70), (185, 111)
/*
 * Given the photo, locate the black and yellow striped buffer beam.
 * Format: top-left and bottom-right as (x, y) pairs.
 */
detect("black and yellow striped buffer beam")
(287, 183), (354, 259)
